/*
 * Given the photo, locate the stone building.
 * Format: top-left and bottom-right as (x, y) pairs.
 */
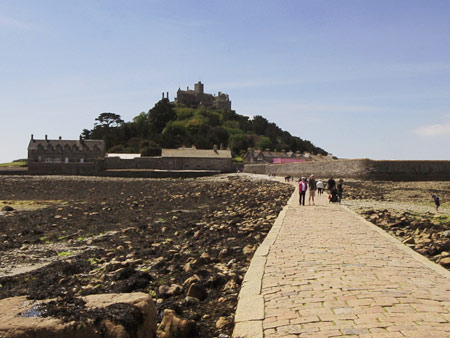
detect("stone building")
(243, 148), (333, 164)
(244, 148), (300, 164)
(28, 135), (104, 164)
(175, 81), (231, 110)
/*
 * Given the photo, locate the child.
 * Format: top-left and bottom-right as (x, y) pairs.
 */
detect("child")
(432, 194), (440, 213)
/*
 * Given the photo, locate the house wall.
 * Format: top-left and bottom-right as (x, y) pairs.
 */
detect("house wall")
(244, 159), (450, 181)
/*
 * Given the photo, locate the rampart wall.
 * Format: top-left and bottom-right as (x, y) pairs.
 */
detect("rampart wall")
(244, 159), (450, 181)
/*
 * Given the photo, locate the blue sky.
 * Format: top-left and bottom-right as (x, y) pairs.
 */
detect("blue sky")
(1, 0), (449, 162)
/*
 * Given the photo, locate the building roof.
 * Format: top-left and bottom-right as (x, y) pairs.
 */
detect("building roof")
(257, 150), (292, 158)
(106, 153), (141, 159)
(28, 138), (104, 151)
(162, 147), (231, 158)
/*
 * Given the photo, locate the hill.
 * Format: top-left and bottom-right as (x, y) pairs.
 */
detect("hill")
(81, 99), (328, 158)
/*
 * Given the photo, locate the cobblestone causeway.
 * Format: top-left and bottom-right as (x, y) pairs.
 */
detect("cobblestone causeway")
(234, 183), (450, 338)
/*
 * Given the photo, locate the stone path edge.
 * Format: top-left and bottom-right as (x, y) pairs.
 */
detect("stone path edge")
(232, 185), (297, 338)
(341, 204), (450, 280)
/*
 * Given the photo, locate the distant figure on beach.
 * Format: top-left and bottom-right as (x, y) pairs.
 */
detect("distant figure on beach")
(308, 174), (317, 205)
(299, 177), (308, 206)
(432, 194), (440, 213)
(327, 177), (336, 193)
(317, 180), (324, 195)
(337, 179), (344, 204)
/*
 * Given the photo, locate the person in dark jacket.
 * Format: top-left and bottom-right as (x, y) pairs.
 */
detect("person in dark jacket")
(308, 174), (317, 205)
(327, 177), (336, 193)
(432, 194), (440, 213)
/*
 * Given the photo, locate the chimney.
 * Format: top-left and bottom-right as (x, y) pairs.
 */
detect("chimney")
(166, 92), (169, 100)
(45, 134), (48, 141)
(162, 92), (164, 99)
(31, 134), (34, 142)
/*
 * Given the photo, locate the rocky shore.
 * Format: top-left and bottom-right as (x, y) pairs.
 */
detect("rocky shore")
(0, 175), (293, 337)
(343, 180), (450, 270)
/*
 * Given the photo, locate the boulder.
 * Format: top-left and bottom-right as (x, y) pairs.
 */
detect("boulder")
(0, 293), (157, 338)
(186, 283), (207, 301)
(439, 257), (450, 267)
(1, 206), (14, 212)
(158, 284), (182, 298)
(157, 309), (194, 338)
(215, 316), (231, 329)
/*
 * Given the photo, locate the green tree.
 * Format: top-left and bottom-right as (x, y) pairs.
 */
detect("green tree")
(95, 112), (124, 128)
(140, 140), (162, 156)
(148, 99), (176, 133)
(257, 136), (272, 150)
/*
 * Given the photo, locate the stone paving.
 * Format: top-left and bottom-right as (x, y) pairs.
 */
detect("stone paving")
(234, 185), (450, 338)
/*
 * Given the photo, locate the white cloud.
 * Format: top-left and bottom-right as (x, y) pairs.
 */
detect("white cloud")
(413, 122), (450, 136)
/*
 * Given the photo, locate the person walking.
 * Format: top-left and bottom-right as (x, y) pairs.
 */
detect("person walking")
(299, 177), (308, 206)
(337, 179), (344, 204)
(317, 180), (324, 195)
(308, 174), (317, 205)
(432, 194), (440, 213)
(328, 177), (336, 193)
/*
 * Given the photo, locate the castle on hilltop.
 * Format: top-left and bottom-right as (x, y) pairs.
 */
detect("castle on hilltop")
(172, 81), (231, 110)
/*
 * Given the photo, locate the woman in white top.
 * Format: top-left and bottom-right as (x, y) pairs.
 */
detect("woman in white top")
(317, 180), (324, 195)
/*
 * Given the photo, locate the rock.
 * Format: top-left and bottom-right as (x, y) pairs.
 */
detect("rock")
(222, 279), (238, 293)
(439, 257), (450, 267)
(158, 284), (182, 298)
(443, 230), (450, 238)
(216, 316), (231, 329)
(1, 206), (14, 212)
(218, 248), (229, 259)
(186, 283), (207, 301)
(369, 214), (379, 221)
(184, 296), (200, 306)
(157, 309), (194, 338)
(242, 244), (255, 256)
(402, 237), (415, 245)
(182, 275), (201, 287)
(0, 293), (157, 338)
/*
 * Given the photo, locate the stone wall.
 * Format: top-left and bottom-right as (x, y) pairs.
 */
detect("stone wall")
(244, 159), (450, 181)
(104, 157), (234, 172)
(28, 162), (100, 175)
(27, 156), (234, 176)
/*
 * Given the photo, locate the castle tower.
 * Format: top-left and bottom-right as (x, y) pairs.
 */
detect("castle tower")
(194, 81), (204, 94)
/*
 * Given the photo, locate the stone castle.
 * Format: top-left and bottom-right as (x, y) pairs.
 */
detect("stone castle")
(169, 81), (231, 110)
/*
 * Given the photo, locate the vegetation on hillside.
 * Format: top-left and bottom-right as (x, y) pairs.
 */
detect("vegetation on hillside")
(81, 99), (327, 157)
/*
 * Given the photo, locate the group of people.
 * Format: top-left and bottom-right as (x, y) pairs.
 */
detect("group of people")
(298, 175), (344, 206)
(297, 176), (442, 213)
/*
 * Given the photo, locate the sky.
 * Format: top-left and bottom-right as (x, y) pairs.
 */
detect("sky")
(1, 0), (449, 162)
